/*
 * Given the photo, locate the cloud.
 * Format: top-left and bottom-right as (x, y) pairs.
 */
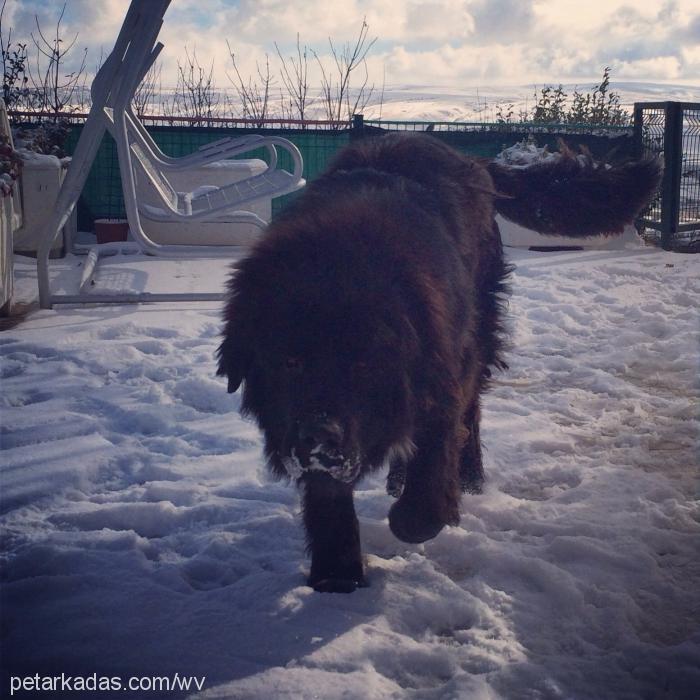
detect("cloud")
(469, 0), (536, 43)
(1, 0), (698, 93)
(681, 13), (700, 40)
(4, 0), (125, 50)
(615, 56), (683, 81)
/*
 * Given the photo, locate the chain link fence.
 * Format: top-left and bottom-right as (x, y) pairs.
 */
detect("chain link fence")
(634, 102), (700, 252)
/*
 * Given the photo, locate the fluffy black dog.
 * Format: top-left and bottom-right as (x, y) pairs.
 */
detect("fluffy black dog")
(217, 133), (660, 593)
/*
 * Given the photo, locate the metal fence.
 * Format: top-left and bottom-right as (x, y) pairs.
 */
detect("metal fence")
(45, 114), (635, 231)
(362, 116), (634, 158)
(634, 101), (700, 251)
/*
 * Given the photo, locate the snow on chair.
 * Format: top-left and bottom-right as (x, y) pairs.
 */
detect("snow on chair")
(37, 0), (305, 308)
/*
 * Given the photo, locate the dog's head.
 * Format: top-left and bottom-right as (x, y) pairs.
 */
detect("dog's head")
(217, 198), (423, 483)
(218, 289), (419, 483)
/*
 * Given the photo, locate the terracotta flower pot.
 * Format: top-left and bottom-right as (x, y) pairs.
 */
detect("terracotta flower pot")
(94, 218), (129, 244)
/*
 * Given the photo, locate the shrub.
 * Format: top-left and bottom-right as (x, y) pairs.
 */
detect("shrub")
(527, 68), (630, 126)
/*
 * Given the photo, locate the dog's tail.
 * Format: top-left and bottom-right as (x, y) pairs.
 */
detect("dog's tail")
(487, 143), (662, 237)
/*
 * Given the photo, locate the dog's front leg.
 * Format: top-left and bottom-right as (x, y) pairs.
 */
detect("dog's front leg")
(459, 401), (485, 494)
(388, 421), (461, 544)
(300, 472), (366, 593)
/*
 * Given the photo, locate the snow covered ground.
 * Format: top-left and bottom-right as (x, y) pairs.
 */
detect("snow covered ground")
(1, 237), (699, 699)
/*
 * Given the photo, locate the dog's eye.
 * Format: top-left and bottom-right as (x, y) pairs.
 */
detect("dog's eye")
(285, 357), (303, 371)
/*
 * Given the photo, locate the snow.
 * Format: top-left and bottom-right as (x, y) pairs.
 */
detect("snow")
(1, 240), (699, 699)
(494, 141), (561, 169)
(14, 149), (64, 169)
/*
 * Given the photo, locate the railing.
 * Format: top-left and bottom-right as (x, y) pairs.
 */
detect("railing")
(9, 110), (641, 233)
(363, 117), (632, 135)
(8, 110), (352, 130)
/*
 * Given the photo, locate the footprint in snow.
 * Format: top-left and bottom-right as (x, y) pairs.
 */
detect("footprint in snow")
(501, 468), (582, 501)
(132, 340), (173, 356)
(171, 376), (239, 414)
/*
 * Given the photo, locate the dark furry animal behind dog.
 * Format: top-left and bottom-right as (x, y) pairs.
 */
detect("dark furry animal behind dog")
(218, 133), (660, 593)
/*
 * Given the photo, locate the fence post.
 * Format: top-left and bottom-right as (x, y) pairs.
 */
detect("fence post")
(632, 103), (646, 236)
(661, 101), (682, 251)
(632, 104), (644, 159)
(351, 113), (364, 139)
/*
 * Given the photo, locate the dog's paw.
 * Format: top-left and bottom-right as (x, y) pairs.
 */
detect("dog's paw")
(388, 496), (457, 544)
(309, 576), (368, 594)
(308, 556), (366, 593)
(386, 469), (405, 498)
(460, 472), (484, 494)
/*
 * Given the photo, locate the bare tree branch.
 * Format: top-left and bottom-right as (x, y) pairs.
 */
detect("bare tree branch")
(275, 34), (313, 125)
(312, 18), (377, 128)
(132, 59), (161, 118)
(226, 41), (274, 127)
(172, 46), (219, 125)
(25, 2), (87, 120)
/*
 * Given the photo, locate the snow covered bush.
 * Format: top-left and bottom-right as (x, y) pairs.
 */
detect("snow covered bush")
(13, 119), (70, 158)
(0, 131), (21, 194)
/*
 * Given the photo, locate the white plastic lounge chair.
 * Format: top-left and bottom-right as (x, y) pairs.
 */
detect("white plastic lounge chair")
(103, 32), (304, 254)
(106, 105), (304, 221)
(98, 30), (305, 221)
(86, 15), (272, 231)
(99, 12), (304, 237)
(123, 124), (304, 222)
(102, 46), (304, 240)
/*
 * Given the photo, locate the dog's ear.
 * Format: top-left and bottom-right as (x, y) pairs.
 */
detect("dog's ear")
(216, 331), (248, 394)
(217, 259), (259, 395)
(216, 290), (253, 394)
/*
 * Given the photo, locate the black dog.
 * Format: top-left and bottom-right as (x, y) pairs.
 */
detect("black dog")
(218, 133), (659, 593)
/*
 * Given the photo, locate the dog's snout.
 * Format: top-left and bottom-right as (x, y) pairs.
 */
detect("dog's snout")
(299, 417), (344, 451)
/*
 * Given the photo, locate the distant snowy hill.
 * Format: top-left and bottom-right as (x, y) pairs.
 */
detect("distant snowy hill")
(362, 81), (700, 122)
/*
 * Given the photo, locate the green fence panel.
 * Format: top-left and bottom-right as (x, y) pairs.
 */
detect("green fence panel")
(64, 122), (632, 232)
(64, 126), (124, 230)
(365, 121), (635, 159)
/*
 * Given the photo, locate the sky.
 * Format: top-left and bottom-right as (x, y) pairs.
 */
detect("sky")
(2, 0), (699, 92)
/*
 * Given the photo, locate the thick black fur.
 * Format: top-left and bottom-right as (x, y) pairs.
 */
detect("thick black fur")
(489, 141), (661, 236)
(217, 133), (660, 593)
